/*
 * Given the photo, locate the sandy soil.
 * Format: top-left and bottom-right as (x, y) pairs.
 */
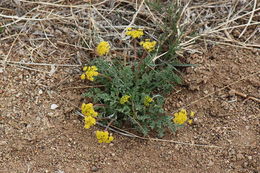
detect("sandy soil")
(1, 45), (259, 173)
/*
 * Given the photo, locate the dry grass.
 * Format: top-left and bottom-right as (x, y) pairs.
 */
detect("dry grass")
(179, 0), (259, 50)
(0, 0), (259, 70)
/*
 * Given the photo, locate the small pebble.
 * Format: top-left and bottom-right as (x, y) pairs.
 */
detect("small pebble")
(91, 166), (99, 172)
(208, 160), (214, 166)
(203, 90), (209, 94)
(56, 170), (65, 173)
(39, 89), (43, 95)
(51, 104), (58, 110)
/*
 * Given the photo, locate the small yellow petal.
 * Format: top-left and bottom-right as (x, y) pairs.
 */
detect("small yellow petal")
(108, 136), (114, 142)
(80, 74), (86, 80)
(120, 95), (131, 104)
(83, 66), (88, 71)
(180, 109), (187, 115)
(88, 77), (94, 81)
(91, 66), (98, 71)
(144, 96), (153, 106)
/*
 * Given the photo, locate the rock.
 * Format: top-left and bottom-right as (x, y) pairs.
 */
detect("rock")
(203, 90), (209, 94)
(208, 160), (214, 166)
(91, 166), (99, 172)
(247, 156), (252, 160)
(50, 104), (58, 110)
(0, 140), (7, 145)
(39, 89), (43, 95)
(56, 170), (65, 173)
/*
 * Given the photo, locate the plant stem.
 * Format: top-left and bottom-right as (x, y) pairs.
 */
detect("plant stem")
(134, 39), (137, 60)
(99, 73), (112, 81)
(105, 118), (116, 131)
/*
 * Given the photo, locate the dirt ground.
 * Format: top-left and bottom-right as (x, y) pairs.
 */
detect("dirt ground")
(0, 45), (259, 173)
(0, 0), (259, 172)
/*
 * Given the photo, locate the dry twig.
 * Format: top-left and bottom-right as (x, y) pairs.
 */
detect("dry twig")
(229, 89), (260, 103)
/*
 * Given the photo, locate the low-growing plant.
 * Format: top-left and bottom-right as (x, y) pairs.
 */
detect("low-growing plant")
(80, 1), (195, 143)
(83, 56), (182, 137)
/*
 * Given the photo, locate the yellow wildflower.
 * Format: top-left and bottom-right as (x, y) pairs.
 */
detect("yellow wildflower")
(96, 41), (110, 56)
(173, 109), (188, 125)
(140, 39), (157, 52)
(95, 130), (114, 143)
(125, 28), (144, 39)
(187, 119), (193, 125)
(81, 103), (98, 117)
(84, 116), (96, 129)
(80, 73), (86, 80)
(188, 111), (195, 125)
(120, 95), (131, 104)
(144, 96), (153, 106)
(81, 66), (99, 81)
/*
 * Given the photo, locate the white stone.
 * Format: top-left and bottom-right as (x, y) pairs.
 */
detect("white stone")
(39, 89), (43, 95)
(50, 104), (58, 110)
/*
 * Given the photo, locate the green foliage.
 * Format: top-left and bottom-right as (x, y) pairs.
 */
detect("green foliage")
(147, 1), (182, 63)
(81, 1), (190, 137)
(0, 27), (4, 33)
(84, 57), (180, 137)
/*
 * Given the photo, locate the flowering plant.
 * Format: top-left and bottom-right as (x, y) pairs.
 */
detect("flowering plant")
(83, 53), (182, 137)
(80, 2), (195, 139)
(76, 0), (199, 143)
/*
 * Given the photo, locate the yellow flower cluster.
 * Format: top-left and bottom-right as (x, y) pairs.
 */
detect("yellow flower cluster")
(81, 103), (98, 117)
(80, 66), (99, 81)
(126, 28), (144, 39)
(96, 41), (110, 56)
(84, 116), (96, 129)
(144, 96), (153, 106)
(173, 109), (195, 125)
(125, 27), (157, 52)
(81, 103), (98, 129)
(96, 130), (114, 143)
(140, 39), (157, 52)
(120, 95), (131, 104)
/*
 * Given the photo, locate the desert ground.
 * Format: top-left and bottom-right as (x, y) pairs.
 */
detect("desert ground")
(1, 0), (259, 172)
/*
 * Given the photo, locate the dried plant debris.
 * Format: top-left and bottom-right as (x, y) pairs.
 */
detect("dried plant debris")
(0, 1), (259, 70)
